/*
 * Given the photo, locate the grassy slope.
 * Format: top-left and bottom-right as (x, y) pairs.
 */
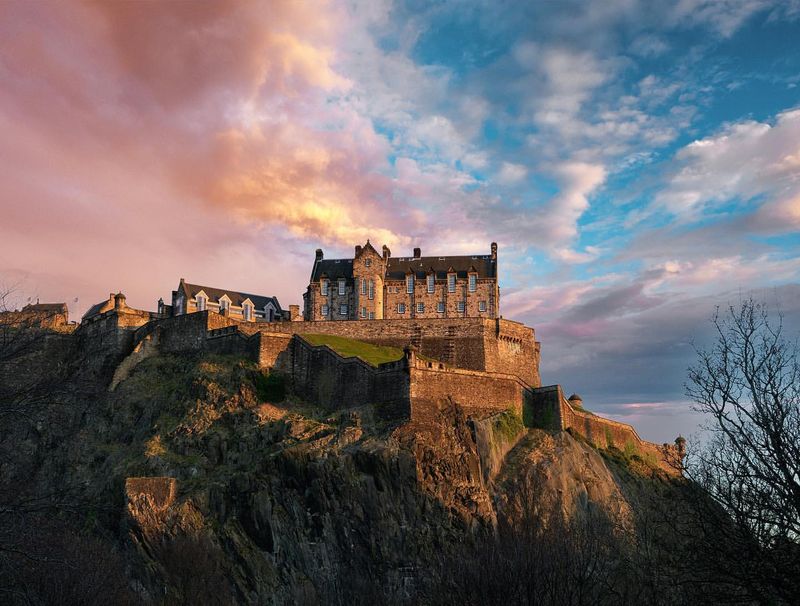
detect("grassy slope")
(302, 333), (404, 366)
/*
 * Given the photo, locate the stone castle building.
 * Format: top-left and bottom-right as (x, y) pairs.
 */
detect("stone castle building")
(303, 241), (500, 321)
(161, 278), (290, 322)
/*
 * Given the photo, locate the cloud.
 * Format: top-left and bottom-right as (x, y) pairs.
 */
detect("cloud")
(652, 108), (800, 230)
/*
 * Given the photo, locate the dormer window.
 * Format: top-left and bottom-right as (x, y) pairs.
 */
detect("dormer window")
(196, 295), (206, 311)
(243, 303), (252, 321)
(448, 274), (456, 293)
(219, 298), (229, 312)
(469, 274), (477, 292)
(427, 274), (435, 293)
(321, 279), (329, 296)
(406, 274), (414, 294)
(338, 278), (346, 295)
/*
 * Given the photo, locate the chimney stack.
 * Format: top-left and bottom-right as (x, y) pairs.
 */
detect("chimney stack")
(355, 244), (362, 256)
(382, 245), (391, 260)
(413, 247), (421, 258)
(315, 248), (324, 261)
(491, 242), (497, 259)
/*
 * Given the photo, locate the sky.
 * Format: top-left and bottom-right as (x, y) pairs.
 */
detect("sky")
(1, 0), (799, 443)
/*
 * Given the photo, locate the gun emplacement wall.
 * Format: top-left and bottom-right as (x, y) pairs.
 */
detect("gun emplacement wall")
(253, 317), (541, 386)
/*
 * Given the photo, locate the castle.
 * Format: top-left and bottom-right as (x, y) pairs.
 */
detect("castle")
(4, 240), (683, 473)
(303, 242), (499, 321)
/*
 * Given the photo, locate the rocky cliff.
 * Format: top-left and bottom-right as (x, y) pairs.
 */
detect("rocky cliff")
(1, 345), (686, 605)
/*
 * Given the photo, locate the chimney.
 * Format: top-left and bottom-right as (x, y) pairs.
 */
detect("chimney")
(315, 248), (324, 261)
(382, 245), (391, 260)
(355, 244), (362, 256)
(491, 242), (497, 259)
(413, 247), (421, 258)
(114, 292), (126, 310)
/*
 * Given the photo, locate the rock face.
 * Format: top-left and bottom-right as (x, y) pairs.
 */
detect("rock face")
(1, 348), (674, 605)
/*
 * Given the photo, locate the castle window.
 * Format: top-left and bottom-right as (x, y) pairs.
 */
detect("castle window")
(243, 304), (252, 321)
(369, 311), (375, 319)
(469, 274), (477, 292)
(220, 299), (229, 312)
(360, 306), (366, 318)
(406, 275), (414, 294)
(365, 259), (371, 267)
(437, 301), (445, 313)
(417, 302), (424, 313)
(339, 304), (348, 316)
(338, 278), (346, 295)
(368, 279), (374, 300)
(479, 301), (487, 312)
(398, 303), (406, 314)
(361, 279), (367, 295)
(321, 304), (329, 317)
(448, 274), (456, 292)
(321, 280), (329, 295)
(457, 301), (465, 313)
(427, 274), (435, 293)
(196, 295), (206, 311)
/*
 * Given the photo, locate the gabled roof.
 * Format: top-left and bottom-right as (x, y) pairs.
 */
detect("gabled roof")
(310, 259), (354, 282)
(23, 303), (67, 314)
(82, 296), (115, 321)
(179, 280), (281, 312)
(385, 255), (496, 280)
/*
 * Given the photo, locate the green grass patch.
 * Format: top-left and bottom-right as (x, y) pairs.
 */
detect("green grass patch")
(493, 408), (524, 442)
(302, 334), (404, 366)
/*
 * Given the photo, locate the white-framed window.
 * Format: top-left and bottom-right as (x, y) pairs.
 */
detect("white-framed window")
(398, 303), (406, 314)
(368, 279), (375, 300)
(340, 304), (348, 316)
(365, 258), (371, 267)
(321, 280), (329, 295)
(321, 304), (329, 317)
(220, 299), (229, 312)
(479, 301), (487, 312)
(427, 274), (435, 293)
(338, 278), (346, 295)
(243, 304), (252, 321)
(417, 302), (424, 313)
(360, 306), (366, 318)
(196, 295), (206, 311)
(457, 301), (465, 313)
(437, 301), (445, 313)
(406, 274), (414, 293)
(448, 274), (456, 292)
(369, 311), (375, 319)
(469, 274), (477, 292)
(361, 278), (367, 295)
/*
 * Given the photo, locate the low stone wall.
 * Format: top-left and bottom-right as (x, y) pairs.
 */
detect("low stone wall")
(134, 311), (236, 354)
(530, 385), (679, 473)
(408, 359), (528, 424)
(251, 316), (540, 385)
(286, 336), (410, 419)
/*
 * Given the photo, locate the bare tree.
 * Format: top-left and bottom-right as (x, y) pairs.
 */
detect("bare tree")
(685, 298), (800, 603)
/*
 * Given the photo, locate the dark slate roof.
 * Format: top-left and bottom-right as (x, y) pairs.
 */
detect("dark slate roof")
(310, 259), (354, 282)
(23, 303), (67, 313)
(82, 298), (113, 321)
(180, 281), (282, 311)
(385, 255), (496, 280)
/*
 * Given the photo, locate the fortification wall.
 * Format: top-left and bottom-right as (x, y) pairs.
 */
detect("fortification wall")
(286, 336), (409, 420)
(253, 317), (539, 383)
(408, 360), (527, 424)
(529, 384), (678, 473)
(135, 311), (236, 354)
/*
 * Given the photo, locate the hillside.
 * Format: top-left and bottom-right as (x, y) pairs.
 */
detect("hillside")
(0, 338), (709, 605)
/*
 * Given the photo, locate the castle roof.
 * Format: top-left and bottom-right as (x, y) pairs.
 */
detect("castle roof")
(23, 302), (67, 314)
(309, 253), (496, 282)
(178, 280), (282, 311)
(310, 259), (354, 282)
(82, 296), (115, 321)
(385, 255), (496, 280)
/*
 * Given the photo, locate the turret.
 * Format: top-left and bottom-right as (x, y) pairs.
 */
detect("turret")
(114, 292), (126, 310)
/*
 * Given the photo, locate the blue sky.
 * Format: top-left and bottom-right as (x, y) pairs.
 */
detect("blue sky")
(1, 0), (799, 442)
